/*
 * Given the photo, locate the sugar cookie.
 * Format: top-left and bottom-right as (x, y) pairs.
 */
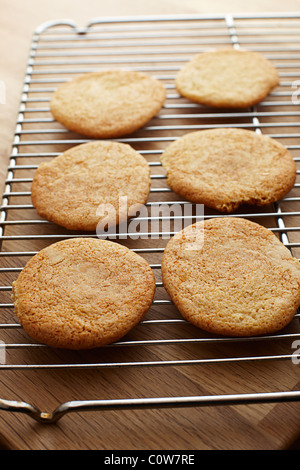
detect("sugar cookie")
(162, 217), (300, 337)
(12, 238), (156, 349)
(175, 49), (279, 108)
(50, 70), (166, 137)
(31, 140), (151, 231)
(160, 128), (296, 212)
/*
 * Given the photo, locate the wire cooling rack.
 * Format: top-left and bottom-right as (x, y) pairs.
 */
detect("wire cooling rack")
(1, 13), (300, 424)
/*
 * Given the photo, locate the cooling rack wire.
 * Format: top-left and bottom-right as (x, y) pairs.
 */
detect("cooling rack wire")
(1, 13), (300, 423)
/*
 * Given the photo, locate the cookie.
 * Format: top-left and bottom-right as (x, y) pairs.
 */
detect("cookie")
(162, 217), (300, 337)
(50, 70), (166, 138)
(160, 128), (296, 213)
(12, 238), (156, 349)
(175, 49), (279, 108)
(31, 140), (151, 231)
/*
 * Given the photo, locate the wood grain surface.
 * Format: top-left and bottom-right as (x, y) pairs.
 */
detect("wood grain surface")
(1, 0), (300, 451)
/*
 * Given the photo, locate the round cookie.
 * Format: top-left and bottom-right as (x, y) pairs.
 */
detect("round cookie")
(175, 49), (279, 108)
(12, 238), (156, 349)
(162, 217), (300, 337)
(50, 70), (166, 138)
(160, 128), (296, 213)
(31, 140), (151, 231)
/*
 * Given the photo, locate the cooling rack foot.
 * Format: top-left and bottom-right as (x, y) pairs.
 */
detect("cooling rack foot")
(1, 391), (300, 424)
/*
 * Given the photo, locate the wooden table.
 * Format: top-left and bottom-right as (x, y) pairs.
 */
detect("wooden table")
(1, 0), (300, 451)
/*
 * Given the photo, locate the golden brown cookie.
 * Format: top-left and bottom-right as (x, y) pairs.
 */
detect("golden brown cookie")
(175, 49), (279, 108)
(12, 238), (156, 349)
(50, 70), (166, 138)
(162, 217), (300, 337)
(31, 140), (151, 231)
(160, 128), (296, 213)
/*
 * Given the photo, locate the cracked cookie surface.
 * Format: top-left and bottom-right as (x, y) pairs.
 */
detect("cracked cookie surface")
(12, 238), (156, 349)
(50, 70), (166, 138)
(175, 49), (279, 108)
(31, 140), (151, 231)
(161, 128), (296, 213)
(162, 217), (300, 337)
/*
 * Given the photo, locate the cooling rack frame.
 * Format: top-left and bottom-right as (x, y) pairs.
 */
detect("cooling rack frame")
(1, 12), (300, 424)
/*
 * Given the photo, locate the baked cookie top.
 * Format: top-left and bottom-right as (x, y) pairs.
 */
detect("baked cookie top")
(12, 238), (156, 349)
(50, 70), (166, 138)
(31, 140), (151, 231)
(160, 128), (296, 213)
(161, 217), (300, 337)
(175, 49), (279, 108)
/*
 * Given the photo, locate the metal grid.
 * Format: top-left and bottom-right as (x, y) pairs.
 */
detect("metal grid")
(1, 13), (300, 423)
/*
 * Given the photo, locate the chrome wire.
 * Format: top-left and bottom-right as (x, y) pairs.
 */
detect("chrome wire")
(1, 12), (300, 422)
